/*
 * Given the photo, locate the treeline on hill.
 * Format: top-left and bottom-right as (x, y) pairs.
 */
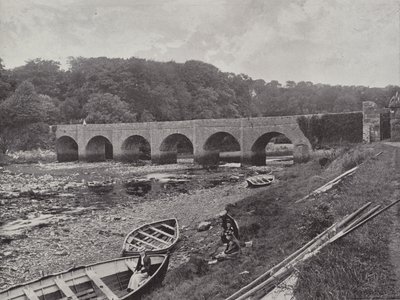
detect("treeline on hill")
(0, 56), (398, 153)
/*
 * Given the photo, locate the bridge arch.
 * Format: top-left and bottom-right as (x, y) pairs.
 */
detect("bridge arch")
(121, 135), (150, 162)
(86, 135), (113, 162)
(158, 134), (194, 164)
(56, 136), (78, 162)
(250, 132), (293, 165)
(202, 132), (241, 165)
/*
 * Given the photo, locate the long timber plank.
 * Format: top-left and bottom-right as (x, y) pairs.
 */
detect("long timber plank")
(85, 269), (119, 300)
(54, 278), (79, 300)
(149, 226), (175, 238)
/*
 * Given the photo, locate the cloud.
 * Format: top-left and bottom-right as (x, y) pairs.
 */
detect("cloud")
(0, 0), (398, 86)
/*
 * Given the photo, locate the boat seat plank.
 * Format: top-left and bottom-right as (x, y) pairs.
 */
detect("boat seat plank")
(23, 287), (40, 300)
(79, 293), (97, 300)
(126, 243), (142, 251)
(60, 297), (104, 300)
(143, 228), (170, 241)
(138, 230), (170, 245)
(160, 223), (175, 231)
(75, 288), (95, 297)
(137, 234), (164, 247)
(131, 236), (160, 249)
(148, 226), (175, 239)
(54, 278), (79, 300)
(85, 269), (119, 300)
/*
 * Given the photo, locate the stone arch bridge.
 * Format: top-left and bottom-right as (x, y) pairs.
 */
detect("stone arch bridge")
(54, 116), (312, 166)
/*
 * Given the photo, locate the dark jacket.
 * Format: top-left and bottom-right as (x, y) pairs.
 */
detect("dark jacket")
(225, 238), (240, 255)
(221, 215), (240, 242)
(135, 255), (151, 273)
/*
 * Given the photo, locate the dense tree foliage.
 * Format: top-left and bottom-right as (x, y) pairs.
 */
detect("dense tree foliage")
(0, 81), (45, 126)
(297, 113), (363, 149)
(0, 56), (398, 151)
(83, 93), (137, 124)
(0, 58), (14, 102)
(0, 81), (54, 153)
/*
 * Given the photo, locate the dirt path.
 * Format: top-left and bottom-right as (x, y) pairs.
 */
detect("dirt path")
(389, 147), (400, 297)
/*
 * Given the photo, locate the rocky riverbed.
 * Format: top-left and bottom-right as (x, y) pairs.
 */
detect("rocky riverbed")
(0, 161), (282, 290)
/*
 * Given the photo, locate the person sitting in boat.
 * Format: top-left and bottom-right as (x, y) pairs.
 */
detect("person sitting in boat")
(127, 247), (151, 292)
(216, 232), (240, 261)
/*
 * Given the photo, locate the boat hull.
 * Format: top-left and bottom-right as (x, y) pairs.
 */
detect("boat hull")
(246, 175), (275, 187)
(122, 218), (179, 256)
(123, 255), (170, 300)
(1, 254), (170, 300)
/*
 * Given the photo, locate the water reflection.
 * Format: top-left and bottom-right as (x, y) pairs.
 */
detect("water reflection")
(124, 173), (190, 196)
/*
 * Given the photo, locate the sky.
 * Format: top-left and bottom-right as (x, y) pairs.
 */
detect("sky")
(0, 0), (399, 87)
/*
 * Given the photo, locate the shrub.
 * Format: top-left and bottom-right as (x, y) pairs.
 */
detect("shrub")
(341, 148), (374, 171)
(0, 122), (54, 153)
(6, 149), (56, 164)
(297, 202), (334, 239)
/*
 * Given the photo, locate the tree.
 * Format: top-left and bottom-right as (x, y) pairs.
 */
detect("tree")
(11, 59), (64, 98)
(0, 58), (13, 101)
(0, 81), (45, 127)
(83, 93), (137, 124)
(0, 82), (54, 153)
(140, 110), (155, 122)
(190, 87), (220, 119)
(59, 97), (85, 123)
(38, 94), (60, 124)
(286, 81), (296, 88)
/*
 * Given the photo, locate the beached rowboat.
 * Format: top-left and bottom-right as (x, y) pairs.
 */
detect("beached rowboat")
(87, 180), (114, 188)
(0, 254), (170, 300)
(246, 174), (275, 187)
(122, 218), (179, 256)
(87, 180), (114, 193)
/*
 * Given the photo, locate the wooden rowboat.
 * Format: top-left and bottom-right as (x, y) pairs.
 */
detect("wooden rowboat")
(246, 174), (275, 187)
(122, 218), (179, 256)
(87, 180), (114, 188)
(1, 254), (170, 300)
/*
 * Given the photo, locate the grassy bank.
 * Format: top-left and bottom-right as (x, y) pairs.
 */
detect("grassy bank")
(144, 143), (400, 299)
(295, 144), (400, 299)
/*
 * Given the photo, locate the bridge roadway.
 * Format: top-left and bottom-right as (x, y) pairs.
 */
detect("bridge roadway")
(54, 115), (313, 166)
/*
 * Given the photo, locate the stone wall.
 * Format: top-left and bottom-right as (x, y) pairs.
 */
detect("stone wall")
(391, 108), (400, 141)
(362, 101), (381, 143)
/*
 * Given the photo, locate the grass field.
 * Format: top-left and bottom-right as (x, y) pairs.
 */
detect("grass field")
(144, 143), (400, 300)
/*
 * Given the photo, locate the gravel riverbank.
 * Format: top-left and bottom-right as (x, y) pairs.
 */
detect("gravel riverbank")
(0, 161), (278, 290)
